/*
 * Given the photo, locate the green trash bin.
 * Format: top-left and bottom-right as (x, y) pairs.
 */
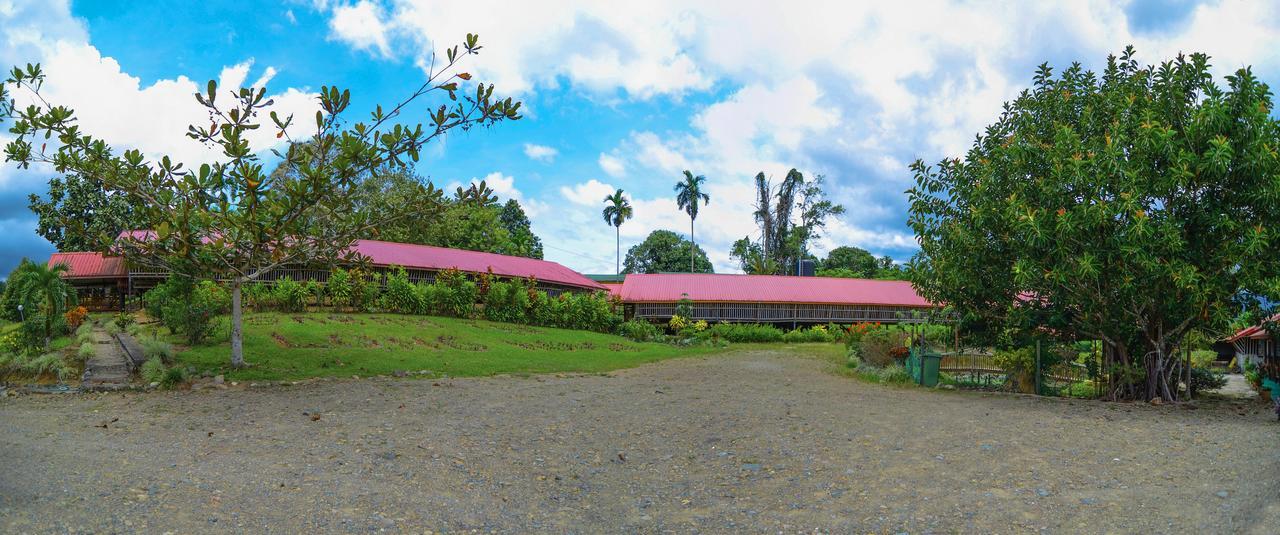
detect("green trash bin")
(919, 350), (942, 387)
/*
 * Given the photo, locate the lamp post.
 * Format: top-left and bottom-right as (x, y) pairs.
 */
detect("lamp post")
(16, 304), (23, 323)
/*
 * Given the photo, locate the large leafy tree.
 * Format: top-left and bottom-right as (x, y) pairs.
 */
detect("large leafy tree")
(623, 230), (713, 274)
(2, 33), (521, 368)
(499, 199), (543, 259)
(28, 173), (142, 251)
(674, 170), (710, 273)
(819, 246), (878, 278)
(732, 169), (844, 274)
(601, 188), (633, 274)
(10, 261), (76, 347)
(907, 48), (1280, 401)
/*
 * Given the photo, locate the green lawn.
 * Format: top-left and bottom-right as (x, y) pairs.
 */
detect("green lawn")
(171, 313), (731, 381)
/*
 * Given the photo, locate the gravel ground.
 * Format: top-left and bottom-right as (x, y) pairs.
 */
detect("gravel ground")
(2, 349), (1277, 534)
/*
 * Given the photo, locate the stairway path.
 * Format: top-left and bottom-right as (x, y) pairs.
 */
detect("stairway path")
(81, 328), (132, 390)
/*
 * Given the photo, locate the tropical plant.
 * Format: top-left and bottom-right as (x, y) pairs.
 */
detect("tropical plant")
(1, 34), (521, 369)
(907, 47), (1280, 401)
(9, 261), (76, 347)
(674, 170), (710, 273)
(601, 188), (633, 275)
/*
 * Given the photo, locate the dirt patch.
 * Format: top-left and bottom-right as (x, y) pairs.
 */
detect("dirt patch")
(438, 335), (486, 351)
(270, 332), (292, 348)
(0, 350), (1275, 533)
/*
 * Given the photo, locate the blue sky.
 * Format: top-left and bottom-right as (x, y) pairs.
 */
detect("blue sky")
(1, 0), (1278, 276)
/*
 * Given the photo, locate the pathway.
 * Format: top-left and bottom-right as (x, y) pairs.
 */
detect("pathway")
(80, 328), (132, 390)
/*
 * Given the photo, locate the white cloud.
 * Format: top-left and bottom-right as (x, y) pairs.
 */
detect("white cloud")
(23, 42), (319, 166)
(329, 0), (392, 57)
(522, 143), (558, 162)
(559, 179), (616, 207)
(597, 153), (625, 177)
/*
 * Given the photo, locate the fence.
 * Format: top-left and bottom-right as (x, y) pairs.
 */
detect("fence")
(931, 342), (1098, 398)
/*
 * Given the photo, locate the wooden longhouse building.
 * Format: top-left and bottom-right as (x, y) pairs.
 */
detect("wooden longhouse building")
(612, 273), (941, 326)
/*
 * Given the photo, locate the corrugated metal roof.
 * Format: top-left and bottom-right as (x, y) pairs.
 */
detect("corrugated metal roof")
(352, 240), (605, 291)
(48, 252), (126, 279)
(616, 273), (934, 307)
(1228, 313), (1280, 342)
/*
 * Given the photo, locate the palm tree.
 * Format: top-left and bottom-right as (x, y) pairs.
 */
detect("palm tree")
(674, 170), (710, 273)
(12, 261), (77, 347)
(601, 189), (634, 275)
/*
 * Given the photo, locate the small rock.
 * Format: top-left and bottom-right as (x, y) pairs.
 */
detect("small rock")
(1216, 491), (1229, 499)
(212, 375), (224, 384)
(393, 370), (408, 378)
(1036, 488), (1050, 497)
(1081, 497), (1098, 505)
(742, 463), (762, 472)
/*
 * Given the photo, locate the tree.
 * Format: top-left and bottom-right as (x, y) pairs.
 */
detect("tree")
(820, 246), (878, 278)
(674, 170), (710, 273)
(623, 230), (713, 274)
(499, 199), (543, 259)
(601, 188), (633, 275)
(734, 169), (844, 275)
(907, 47), (1280, 401)
(2, 33), (522, 368)
(10, 261), (76, 347)
(729, 237), (779, 274)
(28, 173), (142, 251)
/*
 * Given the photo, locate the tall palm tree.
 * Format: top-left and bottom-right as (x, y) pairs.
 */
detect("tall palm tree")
(601, 188), (633, 275)
(674, 170), (710, 273)
(12, 261), (77, 347)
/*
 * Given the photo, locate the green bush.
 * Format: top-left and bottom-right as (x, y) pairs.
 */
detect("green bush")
(859, 328), (907, 367)
(20, 352), (68, 381)
(432, 269), (477, 318)
(328, 268), (353, 309)
(619, 319), (662, 342)
(1190, 350), (1218, 369)
(104, 321), (122, 336)
(783, 326), (836, 343)
(877, 363), (911, 383)
(74, 322), (94, 342)
(1189, 367), (1227, 394)
(19, 312), (66, 349)
(142, 338), (175, 365)
(702, 323), (784, 343)
(161, 366), (187, 388)
(271, 277), (309, 313)
(483, 280), (528, 323)
(141, 357), (166, 384)
(380, 267), (422, 314)
(150, 280), (229, 345)
(76, 341), (95, 362)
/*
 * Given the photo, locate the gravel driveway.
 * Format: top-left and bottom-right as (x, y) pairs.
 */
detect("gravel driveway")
(2, 349), (1276, 533)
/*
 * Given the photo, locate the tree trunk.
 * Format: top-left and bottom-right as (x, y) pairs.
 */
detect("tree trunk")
(616, 225), (620, 275)
(230, 279), (246, 369)
(690, 217), (695, 273)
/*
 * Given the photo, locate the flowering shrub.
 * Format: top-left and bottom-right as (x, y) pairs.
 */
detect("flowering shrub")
(668, 315), (689, 332)
(63, 306), (88, 331)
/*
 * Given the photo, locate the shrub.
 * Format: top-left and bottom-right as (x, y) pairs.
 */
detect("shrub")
(104, 321), (122, 336)
(668, 315), (689, 332)
(381, 267), (422, 314)
(619, 319), (662, 342)
(63, 306), (88, 331)
(783, 326), (836, 343)
(21, 352), (68, 381)
(1190, 349), (1218, 369)
(113, 311), (133, 331)
(876, 363), (911, 383)
(0, 332), (21, 355)
(991, 347), (1037, 393)
(277, 278), (310, 312)
(859, 329), (907, 367)
(161, 366), (188, 388)
(702, 323), (784, 343)
(433, 269), (476, 318)
(141, 357), (166, 384)
(19, 312), (65, 349)
(142, 338), (175, 365)
(76, 341), (95, 362)
(74, 323), (94, 345)
(1189, 367), (1227, 394)
(328, 268), (353, 310)
(483, 280), (528, 323)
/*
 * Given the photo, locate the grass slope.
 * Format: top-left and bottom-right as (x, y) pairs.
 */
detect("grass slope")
(176, 313), (725, 381)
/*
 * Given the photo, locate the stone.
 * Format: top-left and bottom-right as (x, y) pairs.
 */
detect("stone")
(1215, 491), (1229, 499)
(1036, 488), (1050, 497)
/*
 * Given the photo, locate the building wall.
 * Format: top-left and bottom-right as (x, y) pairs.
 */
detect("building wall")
(631, 301), (940, 324)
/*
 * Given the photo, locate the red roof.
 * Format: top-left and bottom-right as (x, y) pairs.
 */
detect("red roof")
(351, 240), (605, 291)
(1228, 313), (1280, 343)
(48, 252), (126, 279)
(615, 273), (934, 307)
